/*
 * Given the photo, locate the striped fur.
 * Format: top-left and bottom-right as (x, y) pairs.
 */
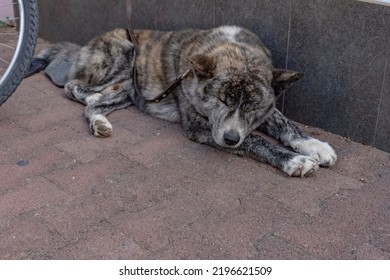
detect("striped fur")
(35, 26), (337, 176)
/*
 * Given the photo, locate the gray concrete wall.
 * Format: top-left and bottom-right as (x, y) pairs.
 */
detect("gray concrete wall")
(37, 0), (390, 153)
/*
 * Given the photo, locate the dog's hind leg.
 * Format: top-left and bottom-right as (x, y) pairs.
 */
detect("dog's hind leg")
(65, 79), (134, 137)
(64, 79), (110, 105)
(85, 85), (134, 138)
(258, 109), (337, 167)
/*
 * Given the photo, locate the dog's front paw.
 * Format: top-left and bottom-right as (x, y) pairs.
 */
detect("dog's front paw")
(282, 155), (319, 177)
(90, 115), (113, 137)
(290, 138), (337, 167)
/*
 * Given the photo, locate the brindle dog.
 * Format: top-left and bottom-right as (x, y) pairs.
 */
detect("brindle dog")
(32, 26), (337, 177)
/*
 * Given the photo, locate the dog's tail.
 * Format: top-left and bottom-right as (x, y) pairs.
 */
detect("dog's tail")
(24, 42), (81, 81)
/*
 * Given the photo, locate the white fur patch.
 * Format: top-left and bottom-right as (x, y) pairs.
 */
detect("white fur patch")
(90, 114), (113, 137)
(85, 93), (103, 105)
(216, 26), (242, 42)
(290, 138), (337, 167)
(283, 155), (319, 177)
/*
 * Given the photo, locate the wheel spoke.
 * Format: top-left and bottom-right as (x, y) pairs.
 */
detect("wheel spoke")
(0, 0), (39, 105)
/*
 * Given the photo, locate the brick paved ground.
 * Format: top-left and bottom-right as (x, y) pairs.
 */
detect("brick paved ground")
(0, 38), (389, 260)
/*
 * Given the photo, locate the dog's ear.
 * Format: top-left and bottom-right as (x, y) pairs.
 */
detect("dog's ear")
(272, 69), (304, 96)
(189, 54), (217, 79)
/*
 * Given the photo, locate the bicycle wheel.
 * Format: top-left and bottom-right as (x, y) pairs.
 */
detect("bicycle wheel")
(0, 0), (39, 105)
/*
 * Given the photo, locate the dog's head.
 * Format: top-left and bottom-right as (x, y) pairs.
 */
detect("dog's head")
(186, 50), (303, 148)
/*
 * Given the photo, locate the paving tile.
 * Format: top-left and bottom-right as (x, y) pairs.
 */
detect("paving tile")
(0, 121), (26, 146)
(0, 147), (74, 192)
(109, 189), (211, 253)
(13, 77), (74, 110)
(36, 195), (107, 242)
(0, 143), (15, 164)
(350, 243), (390, 260)
(0, 96), (38, 121)
(0, 161), (35, 191)
(4, 122), (81, 159)
(255, 171), (363, 216)
(17, 146), (73, 174)
(44, 153), (136, 197)
(113, 107), (173, 137)
(274, 182), (390, 259)
(148, 192), (310, 259)
(44, 164), (96, 197)
(9, 103), (82, 133)
(85, 169), (163, 217)
(4, 77), (82, 135)
(150, 227), (233, 260)
(78, 162), (179, 218)
(0, 212), (65, 260)
(253, 234), (314, 260)
(55, 138), (111, 164)
(0, 178), (70, 223)
(54, 220), (148, 259)
(332, 139), (390, 183)
(91, 125), (145, 155)
(119, 125), (189, 168)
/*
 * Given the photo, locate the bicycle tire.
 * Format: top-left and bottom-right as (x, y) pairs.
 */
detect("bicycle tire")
(0, 0), (39, 106)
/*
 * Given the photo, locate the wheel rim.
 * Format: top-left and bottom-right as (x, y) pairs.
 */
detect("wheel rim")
(0, 0), (25, 85)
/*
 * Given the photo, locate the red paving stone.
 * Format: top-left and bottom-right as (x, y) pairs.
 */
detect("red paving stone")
(0, 38), (389, 260)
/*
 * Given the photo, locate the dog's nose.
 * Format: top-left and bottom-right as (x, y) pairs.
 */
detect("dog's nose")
(223, 130), (241, 146)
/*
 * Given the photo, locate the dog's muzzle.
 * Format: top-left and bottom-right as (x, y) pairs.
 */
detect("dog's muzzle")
(223, 130), (241, 146)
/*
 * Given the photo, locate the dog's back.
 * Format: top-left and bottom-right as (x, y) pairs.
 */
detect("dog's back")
(135, 26), (273, 93)
(134, 26), (275, 123)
